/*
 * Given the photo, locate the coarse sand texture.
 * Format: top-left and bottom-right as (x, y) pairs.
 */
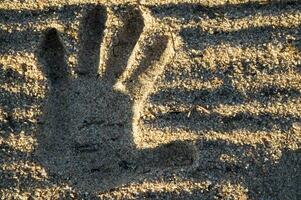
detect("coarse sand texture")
(0, 1), (300, 199)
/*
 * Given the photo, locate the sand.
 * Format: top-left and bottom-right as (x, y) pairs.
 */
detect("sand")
(0, 0), (300, 199)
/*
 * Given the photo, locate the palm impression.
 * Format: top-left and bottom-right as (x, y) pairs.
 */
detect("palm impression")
(36, 5), (195, 192)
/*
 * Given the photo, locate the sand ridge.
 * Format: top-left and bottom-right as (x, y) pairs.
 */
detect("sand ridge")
(0, 0), (300, 199)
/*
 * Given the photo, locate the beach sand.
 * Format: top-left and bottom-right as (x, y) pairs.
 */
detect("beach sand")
(0, 0), (300, 199)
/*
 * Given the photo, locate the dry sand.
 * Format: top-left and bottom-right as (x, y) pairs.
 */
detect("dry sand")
(0, 0), (300, 199)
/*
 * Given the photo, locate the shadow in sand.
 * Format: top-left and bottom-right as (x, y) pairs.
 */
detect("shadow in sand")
(140, 2), (300, 198)
(137, 141), (301, 200)
(0, 29), (42, 53)
(150, 85), (301, 107)
(0, 2), (300, 199)
(147, 67), (300, 133)
(0, 67), (42, 137)
(190, 141), (301, 200)
(0, 6), (82, 53)
(0, 5), (80, 24)
(0, 66), (45, 195)
(180, 25), (300, 51)
(148, 1), (301, 21)
(146, 111), (300, 133)
(144, 1), (301, 136)
(0, 4), (194, 198)
(34, 4), (195, 197)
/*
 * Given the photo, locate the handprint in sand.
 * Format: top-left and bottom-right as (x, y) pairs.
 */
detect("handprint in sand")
(36, 5), (195, 192)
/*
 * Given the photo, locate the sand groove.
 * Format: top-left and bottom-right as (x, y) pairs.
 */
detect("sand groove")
(0, 1), (300, 199)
